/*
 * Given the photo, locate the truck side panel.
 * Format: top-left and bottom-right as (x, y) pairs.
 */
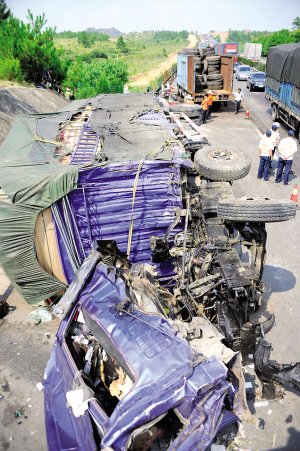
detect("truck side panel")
(177, 54), (194, 94)
(279, 82), (293, 109)
(220, 55), (234, 92)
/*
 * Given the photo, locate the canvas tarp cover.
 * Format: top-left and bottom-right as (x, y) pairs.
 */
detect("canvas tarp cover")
(0, 109), (79, 304)
(266, 43), (300, 88)
(89, 92), (176, 162)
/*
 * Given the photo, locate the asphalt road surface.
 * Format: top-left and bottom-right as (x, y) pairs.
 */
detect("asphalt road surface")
(0, 85), (299, 451)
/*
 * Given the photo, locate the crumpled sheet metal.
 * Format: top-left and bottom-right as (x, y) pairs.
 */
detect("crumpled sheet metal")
(54, 160), (184, 284)
(45, 263), (231, 451)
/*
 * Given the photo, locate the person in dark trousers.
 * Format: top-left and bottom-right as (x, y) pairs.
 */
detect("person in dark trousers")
(275, 130), (298, 185)
(257, 130), (273, 181)
(54, 83), (64, 96)
(233, 88), (244, 114)
(201, 94), (209, 124)
(207, 90), (213, 120)
(42, 68), (53, 83)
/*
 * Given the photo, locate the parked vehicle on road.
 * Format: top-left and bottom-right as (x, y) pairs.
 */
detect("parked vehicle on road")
(265, 43), (300, 142)
(236, 65), (251, 81)
(177, 47), (234, 104)
(234, 62), (240, 73)
(247, 72), (266, 91)
(243, 43), (262, 61)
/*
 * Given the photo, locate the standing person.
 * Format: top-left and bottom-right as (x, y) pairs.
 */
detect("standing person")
(257, 130), (273, 181)
(65, 88), (71, 100)
(275, 130), (297, 185)
(233, 88), (244, 114)
(201, 94), (209, 124)
(42, 68), (53, 83)
(207, 90), (213, 120)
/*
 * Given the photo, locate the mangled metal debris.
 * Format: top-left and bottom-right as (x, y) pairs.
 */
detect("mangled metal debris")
(0, 91), (298, 450)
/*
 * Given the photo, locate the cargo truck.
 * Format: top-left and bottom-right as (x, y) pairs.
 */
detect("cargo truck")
(215, 43), (238, 57)
(265, 43), (300, 142)
(243, 43), (262, 61)
(177, 53), (234, 104)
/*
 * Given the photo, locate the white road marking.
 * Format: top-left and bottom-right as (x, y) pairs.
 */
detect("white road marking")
(255, 127), (263, 138)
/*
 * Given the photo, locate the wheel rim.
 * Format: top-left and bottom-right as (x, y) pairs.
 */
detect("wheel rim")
(207, 148), (239, 163)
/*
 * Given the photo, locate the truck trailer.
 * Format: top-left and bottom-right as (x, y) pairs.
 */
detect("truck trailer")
(215, 43), (238, 57)
(177, 52), (234, 104)
(243, 43), (262, 61)
(265, 43), (300, 142)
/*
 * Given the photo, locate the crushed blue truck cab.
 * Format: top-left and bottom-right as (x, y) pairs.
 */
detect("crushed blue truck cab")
(44, 261), (239, 451)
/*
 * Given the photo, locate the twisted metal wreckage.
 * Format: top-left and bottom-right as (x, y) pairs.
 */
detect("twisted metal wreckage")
(0, 92), (299, 450)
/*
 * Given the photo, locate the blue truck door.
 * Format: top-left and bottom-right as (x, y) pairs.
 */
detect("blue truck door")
(280, 82), (293, 109)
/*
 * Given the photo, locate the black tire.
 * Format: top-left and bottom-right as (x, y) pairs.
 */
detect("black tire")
(207, 70), (220, 75)
(195, 83), (207, 89)
(249, 294), (275, 334)
(217, 197), (296, 222)
(194, 57), (202, 63)
(208, 68), (220, 73)
(194, 146), (251, 182)
(271, 104), (278, 121)
(205, 55), (221, 62)
(202, 60), (208, 74)
(195, 64), (202, 70)
(207, 74), (223, 80)
(208, 80), (223, 86)
(198, 46), (204, 57)
(170, 103), (202, 118)
(207, 84), (223, 90)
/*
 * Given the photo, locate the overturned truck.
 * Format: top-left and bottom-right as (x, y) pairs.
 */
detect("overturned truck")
(0, 92), (298, 450)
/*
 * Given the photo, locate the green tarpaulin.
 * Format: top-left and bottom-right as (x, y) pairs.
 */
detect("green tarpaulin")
(0, 109), (79, 304)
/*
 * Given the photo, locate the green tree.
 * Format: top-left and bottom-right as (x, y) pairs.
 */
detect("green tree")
(0, 0), (10, 21)
(0, 13), (68, 83)
(78, 31), (90, 48)
(65, 59), (129, 98)
(117, 35), (128, 53)
(292, 16), (300, 30)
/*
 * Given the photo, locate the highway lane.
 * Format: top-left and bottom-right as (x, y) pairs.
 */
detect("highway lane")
(233, 76), (300, 177)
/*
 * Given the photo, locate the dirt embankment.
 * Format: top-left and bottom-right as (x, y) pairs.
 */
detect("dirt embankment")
(129, 34), (198, 87)
(0, 87), (69, 145)
(210, 31), (229, 43)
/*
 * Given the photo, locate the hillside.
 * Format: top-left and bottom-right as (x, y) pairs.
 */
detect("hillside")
(86, 27), (122, 36)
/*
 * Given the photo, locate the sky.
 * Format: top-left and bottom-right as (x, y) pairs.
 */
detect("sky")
(6, 0), (300, 34)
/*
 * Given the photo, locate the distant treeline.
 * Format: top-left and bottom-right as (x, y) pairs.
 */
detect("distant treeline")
(252, 29), (300, 56)
(153, 30), (189, 41)
(226, 29), (272, 51)
(55, 30), (109, 42)
(226, 26), (300, 56)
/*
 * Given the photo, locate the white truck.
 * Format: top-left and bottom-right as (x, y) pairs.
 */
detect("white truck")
(243, 43), (262, 61)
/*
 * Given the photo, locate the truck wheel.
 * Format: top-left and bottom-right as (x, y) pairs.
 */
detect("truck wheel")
(194, 146), (251, 182)
(250, 294), (275, 334)
(295, 125), (300, 144)
(271, 104), (278, 121)
(217, 197), (296, 222)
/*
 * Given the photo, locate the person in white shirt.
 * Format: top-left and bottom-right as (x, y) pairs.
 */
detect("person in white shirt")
(233, 88), (244, 114)
(275, 130), (298, 185)
(257, 130), (273, 181)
